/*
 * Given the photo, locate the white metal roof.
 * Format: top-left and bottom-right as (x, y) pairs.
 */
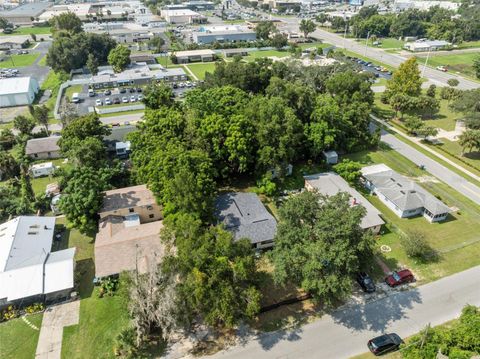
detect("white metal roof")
(31, 162), (54, 170)
(0, 77), (35, 96)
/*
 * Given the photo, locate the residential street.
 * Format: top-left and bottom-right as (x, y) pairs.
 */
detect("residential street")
(206, 265), (480, 359)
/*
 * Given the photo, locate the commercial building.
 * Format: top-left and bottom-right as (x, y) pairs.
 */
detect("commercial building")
(304, 172), (385, 234)
(362, 164), (450, 222)
(214, 192), (278, 249)
(404, 40), (451, 52)
(90, 63), (187, 88)
(0, 216), (75, 308)
(394, 0), (460, 11)
(192, 25), (257, 44)
(25, 136), (61, 160)
(160, 9), (205, 24)
(173, 49), (216, 63)
(95, 184), (165, 278)
(0, 35), (32, 50)
(0, 77), (39, 108)
(0, 2), (51, 25)
(39, 4), (92, 22)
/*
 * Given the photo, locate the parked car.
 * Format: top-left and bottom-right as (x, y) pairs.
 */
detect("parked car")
(356, 272), (376, 293)
(130, 95), (136, 102)
(436, 65), (448, 72)
(104, 89), (111, 96)
(105, 98), (112, 105)
(385, 269), (414, 287)
(20, 50), (29, 54)
(122, 96), (128, 103)
(111, 122), (120, 127)
(95, 99), (103, 106)
(136, 87), (142, 92)
(113, 97), (121, 104)
(172, 83), (178, 89)
(88, 89), (95, 97)
(119, 88), (126, 94)
(137, 94), (143, 101)
(368, 333), (402, 356)
(129, 87), (135, 93)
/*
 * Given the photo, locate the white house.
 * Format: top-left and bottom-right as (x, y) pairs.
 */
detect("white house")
(362, 164), (450, 222)
(30, 162), (56, 178)
(0, 216), (76, 308)
(0, 77), (39, 108)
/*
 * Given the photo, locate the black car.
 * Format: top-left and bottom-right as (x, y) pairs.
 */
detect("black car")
(356, 272), (376, 293)
(113, 97), (121, 104)
(129, 87), (135, 93)
(368, 333), (402, 356)
(119, 88), (126, 94)
(136, 87), (142, 92)
(104, 89), (111, 96)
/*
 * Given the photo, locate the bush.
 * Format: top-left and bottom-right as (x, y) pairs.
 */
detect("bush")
(1, 305), (18, 322)
(25, 302), (44, 314)
(333, 159), (362, 184)
(99, 277), (119, 298)
(400, 230), (438, 262)
(113, 327), (138, 359)
(256, 175), (277, 196)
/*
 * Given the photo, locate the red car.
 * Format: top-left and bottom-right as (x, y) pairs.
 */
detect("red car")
(385, 269), (414, 287)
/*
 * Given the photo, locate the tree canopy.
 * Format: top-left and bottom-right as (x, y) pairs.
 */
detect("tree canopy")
(108, 44), (131, 73)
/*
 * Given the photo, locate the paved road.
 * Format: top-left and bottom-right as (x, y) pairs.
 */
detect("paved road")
(206, 266), (480, 359)
(274, 18), (479, 90)
(378, 126), (480, 205)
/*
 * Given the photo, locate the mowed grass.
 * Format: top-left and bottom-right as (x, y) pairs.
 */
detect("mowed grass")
(345, 144), (480, 284)
(357, 37), (405, 50)
(0, 27), (51, 36)
(426, 138), (480, 175)
(0, 53), (40, 67)
(416, 52), (478, 80)
(184, 62), (218, 80)
(0, 313), (43, 359)
(65, 84), (83, 101)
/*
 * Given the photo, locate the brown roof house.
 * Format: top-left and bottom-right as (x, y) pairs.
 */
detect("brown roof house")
(25, 136), (61, 159)
(95, 185), (164, 278)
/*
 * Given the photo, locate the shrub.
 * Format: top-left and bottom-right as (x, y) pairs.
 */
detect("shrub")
(333, 159), (362, 184)
(99, 277), (119, 298)
(256, 175), (277, 197)
(113, 327), (139, 359)
(1, 305), (18, 321)
(25, 303), (44, 314)
(400, 230), (438, 262)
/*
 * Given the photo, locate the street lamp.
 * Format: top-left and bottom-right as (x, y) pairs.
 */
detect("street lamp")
(364, 30), (370, 57)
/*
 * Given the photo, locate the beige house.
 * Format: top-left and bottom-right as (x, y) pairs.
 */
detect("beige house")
(100, 184), (162, 223)
(25, 136), (61, 160)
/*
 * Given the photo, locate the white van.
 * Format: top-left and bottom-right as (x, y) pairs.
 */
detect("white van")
(71, 92), (80, 103)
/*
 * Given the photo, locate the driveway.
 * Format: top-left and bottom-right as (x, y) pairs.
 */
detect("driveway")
(35, 301), (79, 359)
(205, 265), (480, 359)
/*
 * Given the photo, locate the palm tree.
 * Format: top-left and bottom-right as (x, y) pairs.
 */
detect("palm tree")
(458, 130), (480, 155)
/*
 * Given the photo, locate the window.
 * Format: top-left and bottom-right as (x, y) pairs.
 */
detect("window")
(149, 214), (154, 219)
(34, 154), (38, 158)
(129, 208), (134, 213)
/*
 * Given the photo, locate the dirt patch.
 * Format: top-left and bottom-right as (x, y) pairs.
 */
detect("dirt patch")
(415, 175), (440, 183)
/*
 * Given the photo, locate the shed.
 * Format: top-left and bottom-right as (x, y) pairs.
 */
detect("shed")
(323, 150), (338, 165)
(0, 77), (39, 107)
(30, 162), (55, 178)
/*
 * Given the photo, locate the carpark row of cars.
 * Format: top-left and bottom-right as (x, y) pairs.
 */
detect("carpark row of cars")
(0, 68), (19, 78)
(357, 269), (415, 356)
(347, 56), (393, 77)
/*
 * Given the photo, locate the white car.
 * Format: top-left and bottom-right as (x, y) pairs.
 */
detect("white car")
(95, 99), (103, 106)
(105, 98), (112, 105)
(130, 95), (136, 102)
(122, 96), (128, 103)
(137, 94), (143, 101)
(178, 82), (185, 88)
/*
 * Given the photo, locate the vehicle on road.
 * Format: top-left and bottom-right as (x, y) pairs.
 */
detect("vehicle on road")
(95, 99), (103, 106)
(368, 333), (402, 356)
(385, 269), (414, 287)
(356, 272), (376, 293)
(105, 98), (112, 105)
(436, 66), (448, 72)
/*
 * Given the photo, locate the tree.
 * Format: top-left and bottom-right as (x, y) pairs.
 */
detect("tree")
(299, 19), (316, 38)
(389, 93), (415, 119)
(426, 84), (436, 98)
(59, 167), (107, 235)
(0, 17), (13, 30)
(315, 13), (329, 24)
(330, 17), (346, 31)
(255, 21), (276, 40)
(0, 152), (19, 180)
(148, 35), (165, 53)
(271, 32), (288, 50)
(86, 53), (99, 75)
(473, 54), (480, 79)
(32, 105), (49, 135)
(416, 125), (439, 139)
(333, 159), (362, 184)
(61, 113), (110, 145)
(404, 117), (424, 135)
(400, 230), (437, 262)
(108, 44), (131, 73)
(162, 214), (261, 328)
(0, 129), (15, 150)
(385, 57), (422, 99)
(51, 12), (83, 34)
(271, 191), (375, 305)
(416, 95), (440, 119)
(458, 129), (480, 155)
(13, 115), (35, 136)
(142, 82), (174, 109)
(447, 78), (459, 87)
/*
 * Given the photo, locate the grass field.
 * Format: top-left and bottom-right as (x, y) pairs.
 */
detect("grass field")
(0, 53), (40, 67)
(345, 144), (480, 285)
(65, 85), (83, 101)
(425, 138), (480, 175)
(184, 62), (218, 80)
(40, 70), (69, 118)
(0, 27), (51, 36)
(416, 52), (478, 80)
(456, 40), (480, 49)
(0, 313), (43, 359)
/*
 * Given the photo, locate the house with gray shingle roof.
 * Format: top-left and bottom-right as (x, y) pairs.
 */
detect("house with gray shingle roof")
(361, 164), (450, 222)
(214, 192), (277, 249)
(25, 136), (61, 159)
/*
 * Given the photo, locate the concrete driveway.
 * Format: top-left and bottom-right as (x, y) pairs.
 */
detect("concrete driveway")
(206, 265), (480, 359)
(35, 301), (80, 359)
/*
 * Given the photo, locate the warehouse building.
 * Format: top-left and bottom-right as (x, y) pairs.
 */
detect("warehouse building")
(192, 25), (257, 44)
(404, 40), (451, 52)
(0, 3), (51, 25)
(0, 77), (39, 108)
(160, 9), (205, 24)
(172, 49), (216, 63)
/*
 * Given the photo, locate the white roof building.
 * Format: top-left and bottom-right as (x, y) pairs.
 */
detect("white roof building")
(0, 77), (39, 108)
(0, 216), (75, 304)
(161, 9), (204, 24)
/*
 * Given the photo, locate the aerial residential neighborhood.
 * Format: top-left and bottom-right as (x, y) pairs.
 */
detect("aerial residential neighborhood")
(0, 0), (479, 358)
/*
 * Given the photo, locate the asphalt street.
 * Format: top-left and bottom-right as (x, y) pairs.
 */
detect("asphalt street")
(378, 127), (480, 206)
(206, 265), (480, 359)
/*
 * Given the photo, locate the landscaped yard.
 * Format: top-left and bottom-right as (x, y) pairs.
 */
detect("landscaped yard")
(0, 313), (43, 359)
(425, 138), (480, 176)
(416, 52), (479, 81)
(184, 62), (218, 80)
(0, 53), (40, 67)
(65, 85), (83, 101)
(345, 144), (480, 285)
(0, 27), (51, 36)
(30, 158), (69, 196)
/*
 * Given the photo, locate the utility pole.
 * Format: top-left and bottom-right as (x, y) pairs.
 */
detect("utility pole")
(343, 21), (348, 49)
(364, 30), (370, 57)
(422, 46), (431, 78)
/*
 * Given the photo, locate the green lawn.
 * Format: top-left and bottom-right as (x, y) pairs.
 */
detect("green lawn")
(416, 52), (479, 80)
(38, 55), (47, 66)
(0, 313), (43, 359)
(0, 53), (40, 68)
(30, 158), (69, 196)
(425, 138), (480, 176)
(0, 27), (51, 36)
(357, 37), (405, 50)
(244, 49), (291, 61)
(345, 144), (480, 284)
(65, 85), (83, 101)
(40, 70), (69, 118)
(455, 40), (480, 49)
(184, 62), (218, 80)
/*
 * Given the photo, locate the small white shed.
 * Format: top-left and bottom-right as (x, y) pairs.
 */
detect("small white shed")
(30, 162), (55, 178)
(323, 150), (338, 165)
(51, 194), (62, 214)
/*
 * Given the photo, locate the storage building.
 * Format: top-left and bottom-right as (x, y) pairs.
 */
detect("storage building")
(0, 77), (39, 108)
